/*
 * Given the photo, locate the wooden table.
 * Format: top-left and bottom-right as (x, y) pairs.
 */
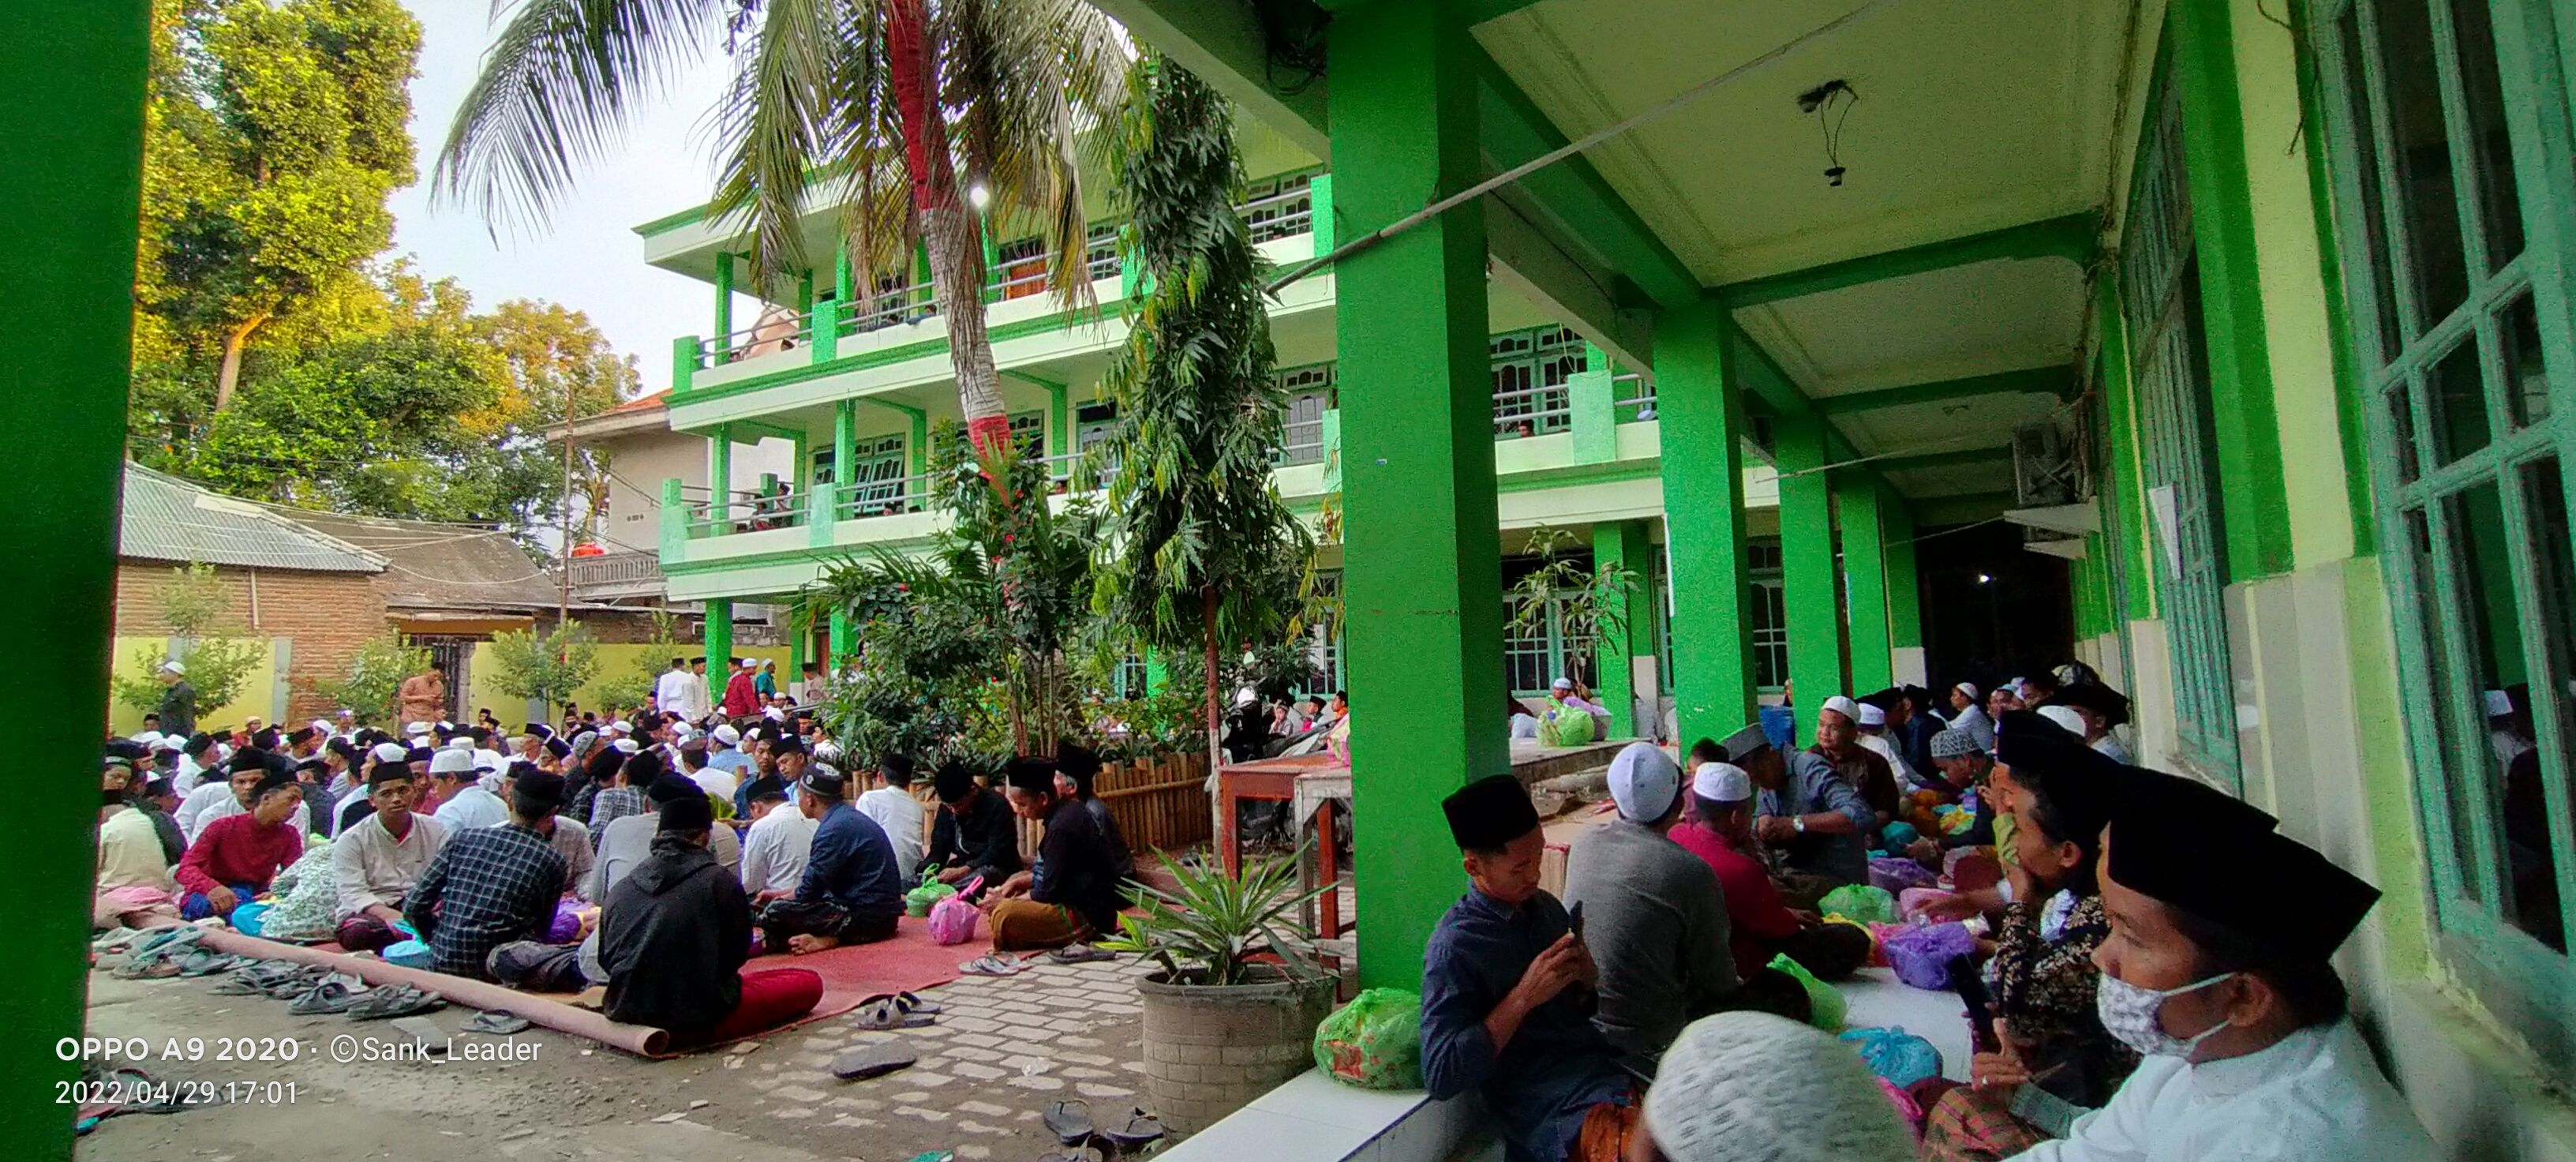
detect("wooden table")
(1218, 753), (1353, 939)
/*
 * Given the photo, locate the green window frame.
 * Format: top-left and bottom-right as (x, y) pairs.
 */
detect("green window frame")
(2311, 0), (2576, 1070)
(2123, 58), (2245, 789)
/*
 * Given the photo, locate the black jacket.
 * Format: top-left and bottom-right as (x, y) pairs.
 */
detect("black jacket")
(1035, 797), (1124, 935)
(926, 787), (1022, 883)
(600, 834), (751, 1033)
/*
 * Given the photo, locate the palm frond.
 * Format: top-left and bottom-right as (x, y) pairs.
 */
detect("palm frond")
(705, 0), (852, 286)
(434, 0), (729, 232)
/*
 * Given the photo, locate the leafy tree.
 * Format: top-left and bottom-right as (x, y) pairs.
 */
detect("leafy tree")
(134, 0), (421, 414)
(484, 623), (602, 714)
(309, 634), (432, 725)
(1505, 526), (1642, 679)
(1091, 59), (1315, 774)
(594, 609), (682, 711)
(434, 0), (1125, 465)
(110, 564), (268, 714)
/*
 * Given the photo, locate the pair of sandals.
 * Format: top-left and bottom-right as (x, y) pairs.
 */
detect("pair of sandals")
(210, 960), (317, 995)
(346, 984), (446, 1021)
(1041, 1100), (1166, 1161)
(853, 991), (942, 1030)
(285, 973), (374, 1015)
(114, 927), (206, 976)
(959, 954), (1029, 977)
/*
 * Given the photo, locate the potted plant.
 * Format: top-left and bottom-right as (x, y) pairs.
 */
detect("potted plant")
(1103, 844), (1338, 1134)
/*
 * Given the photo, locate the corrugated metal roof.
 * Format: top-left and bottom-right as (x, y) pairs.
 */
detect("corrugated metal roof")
(277, 507), (597, 613)
(118, 463), (385, 574)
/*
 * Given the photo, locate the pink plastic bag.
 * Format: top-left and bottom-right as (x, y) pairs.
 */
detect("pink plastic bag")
(1898, 886), (1957, 921)
(928, 876), (984, 945)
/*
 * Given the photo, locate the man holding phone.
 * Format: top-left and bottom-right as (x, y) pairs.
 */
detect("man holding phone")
(1420, 774), (1635, 1162)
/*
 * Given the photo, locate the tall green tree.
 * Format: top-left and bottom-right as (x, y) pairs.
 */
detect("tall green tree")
(1091, 59), (1314, 774)
(135, 0), (421, 415)
(432, 0), (1125, 464)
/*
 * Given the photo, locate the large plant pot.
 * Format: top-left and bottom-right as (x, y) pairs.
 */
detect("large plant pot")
(1136, 965), (1337, 1134)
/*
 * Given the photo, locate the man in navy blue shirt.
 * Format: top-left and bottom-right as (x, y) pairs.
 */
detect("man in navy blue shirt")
(754, 767), (902, 954)
(1419, 774), (1632, 1162)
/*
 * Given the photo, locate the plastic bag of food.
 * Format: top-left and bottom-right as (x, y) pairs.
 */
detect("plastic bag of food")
(1819, 883), (1898, 926)
(1768, 952), (1846, 1031)
(1538, 709), (1597, 748)
(1840, 1025), (1944, 1088)
(1313, 988), (1424, 1090)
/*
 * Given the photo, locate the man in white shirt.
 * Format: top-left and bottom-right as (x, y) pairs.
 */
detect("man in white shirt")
(427, 748), (509, 830)
(328, 765), (447, 952)
(1851, 702), (1921, 789)
(2006, 769), (2433, 1160)
(655, 656), (699, 723)
(679, 741), (738, 803)
(854, 753), (927, 877)
(739, 786), (819, 899)
(178, 757), (310, 842)
(174, 733), (222, 795)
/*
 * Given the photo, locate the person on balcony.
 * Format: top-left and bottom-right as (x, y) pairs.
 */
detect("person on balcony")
(1420, 774), (1633, 1162)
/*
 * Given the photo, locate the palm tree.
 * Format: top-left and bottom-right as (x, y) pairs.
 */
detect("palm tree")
(433, 0), (1126, 459)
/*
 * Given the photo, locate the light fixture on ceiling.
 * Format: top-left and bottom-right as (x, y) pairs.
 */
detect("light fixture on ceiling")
(1796, 79), (1859, 187)
(1975, 572), (1993, 585)
(967, 182), (993, 212)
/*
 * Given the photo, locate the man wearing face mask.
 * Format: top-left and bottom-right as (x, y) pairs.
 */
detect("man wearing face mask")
(2006, 768), (2433, 1159)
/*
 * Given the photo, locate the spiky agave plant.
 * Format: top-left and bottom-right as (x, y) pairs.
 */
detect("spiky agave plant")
(1102, 841), (1332, 987)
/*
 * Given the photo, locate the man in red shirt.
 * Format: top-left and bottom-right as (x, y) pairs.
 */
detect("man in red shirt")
(1668, 748), (1871, 984)
(176, 772), (305, 920)
(721, 658), (762, 720)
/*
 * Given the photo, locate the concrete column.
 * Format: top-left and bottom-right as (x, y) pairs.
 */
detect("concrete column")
(828, 609), (852, 667)
(1328, 0), (1505, 990)
(1837, 472), (1893, 694)
(833, 399), (857, 521)
(1590, 520), (1654, 738)
(707, 424), (734, 530)
(1653, 305), (1759, 743)
(1776, 414), (1847, 741)
(1567, 342), (1616, 465)
(1882, 484), (1926, 686)
(1047, 380), (1070, 459)
(712, 252), (735, 358)
(703, 599), (735, 691)
(9, 3), (149, 1152)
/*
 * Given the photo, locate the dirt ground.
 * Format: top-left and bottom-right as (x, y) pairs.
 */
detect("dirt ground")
(74, 954), (1155, 1162)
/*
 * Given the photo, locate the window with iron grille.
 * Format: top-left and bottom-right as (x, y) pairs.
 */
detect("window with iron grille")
(1085, 224), (1121, 283)
(1277, 363), (1336, 466)
(2313, 0), (2576, 1059)
(1491, 327), (1580, 438)
(1241, 172), (1315, 244)
(2122, 61), (2242, 789)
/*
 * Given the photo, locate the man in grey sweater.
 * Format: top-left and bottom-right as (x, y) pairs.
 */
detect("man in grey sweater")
(1563, 743), (1741, 1059)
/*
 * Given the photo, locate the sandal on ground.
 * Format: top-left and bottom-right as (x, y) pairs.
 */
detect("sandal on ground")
(1099, 1108), (1166, 1153)
(286, 980), (365, 1015)
(829, 1041), (919, 1081)
(461, 1010), (532, 1036)
(958, 954), (1027, 976)
(1043, 1099), (1094, 1145)
(346, 984), (447, 1021)
(174, 950), (244, 977)
(860, 990), (945, 1016)
(853, 998), (938, 1031)
(92, 927), (143, 953)
(110, 1068), (192, 1115)
(1046, 944), (1118, 965)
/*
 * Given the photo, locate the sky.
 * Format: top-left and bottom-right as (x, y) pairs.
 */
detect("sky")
(388, 2), (736, 397)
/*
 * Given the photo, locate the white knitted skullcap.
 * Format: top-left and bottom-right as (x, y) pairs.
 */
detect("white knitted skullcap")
(1643, 1012), (1913, 1162)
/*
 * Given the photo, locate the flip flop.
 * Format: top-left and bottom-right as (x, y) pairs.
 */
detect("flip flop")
(957, 954), (1027, 976)
(286, 980), (364, 1015)
(829, 1040), (919, 1081)
(890, 990), (942, 1015)
(128, 926), (202, 961)
(1099, 1108), (1166, 1153)
(461, 1010), (532, 1036)
(348, 985), (447, 1021)
(110, 1068), (189, 1115)
(174, 950), (244, 977)
(92, 927), (143, 953)
(852, 999), (938, 1031)
(1046, 944), (1118, 965)
(1043, 1099), (1094, 1145)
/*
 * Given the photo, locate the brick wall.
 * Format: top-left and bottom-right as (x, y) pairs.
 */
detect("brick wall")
(114, 560), (390, 723)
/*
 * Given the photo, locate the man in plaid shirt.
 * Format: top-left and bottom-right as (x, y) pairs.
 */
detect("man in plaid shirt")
(406, 770), (571, 980)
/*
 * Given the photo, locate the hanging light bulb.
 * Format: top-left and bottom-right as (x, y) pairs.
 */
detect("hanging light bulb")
(967, 183), (992, 212)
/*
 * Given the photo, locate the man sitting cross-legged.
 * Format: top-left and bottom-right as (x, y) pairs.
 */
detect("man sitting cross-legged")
(755, 768), (903, 954)
(1421, 774), (1634, 1162)
(601, 793), (822, 1045)
(328, 763), (448, 952)
(1669, 757), (1872, 986)
(175, 771), (305, 920)
(405, 770), (570, 980)
(983, 756), (1122, 952)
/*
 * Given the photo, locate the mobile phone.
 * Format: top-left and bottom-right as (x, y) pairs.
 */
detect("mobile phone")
(1951, 958), (2000, 1053)
(1568, 901), (1586, 942)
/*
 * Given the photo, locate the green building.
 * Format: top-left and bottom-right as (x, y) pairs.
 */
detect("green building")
(21, 0), (2576, 1156)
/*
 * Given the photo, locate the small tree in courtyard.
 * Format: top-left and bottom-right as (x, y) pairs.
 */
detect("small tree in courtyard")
(111, 563), (268, 716)
(484, 622), (600, 714)
(310, 634), (432, 725)
(1091, 58), (1315, 778)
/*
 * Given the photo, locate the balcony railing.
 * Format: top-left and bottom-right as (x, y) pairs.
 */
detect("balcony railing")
(1279, 418), (1327, 466)
(1239, 186), (1313, 243)
(833, 472), (933, 520)
(1491, 384), (1573, 440)
(563, 549), (663, 592)
(680, 485), (805, 536)
(1613, 371), (1657, 422)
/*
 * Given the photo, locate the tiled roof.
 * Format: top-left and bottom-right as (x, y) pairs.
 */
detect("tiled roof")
(118, 464), (384, 574)
(274, 508), (571, 613)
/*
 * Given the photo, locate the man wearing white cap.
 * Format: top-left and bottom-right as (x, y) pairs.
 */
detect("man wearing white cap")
(428, 748), (509, 830)
(1547, 677), (1611, 739)
(1851, 699), (1923, 790)
(1715, 721), (1874, 898)
(155, 660), (198, 739)
(1562, 743), (1741, 1057)
(1810, 695), (1899, 834)
(1948, 681), (1997, 750)
(706, 722), (755, 778)
(1673, 759), (1872, 988)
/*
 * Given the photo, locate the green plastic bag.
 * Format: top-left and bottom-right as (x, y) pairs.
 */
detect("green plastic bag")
(1538, 708), (1597, 748)
(904, 871), (957, 918)
(1768, 953), (1846, 1032)
(1819, 883), (1896, 926)
(1313, 988), (1424, 1090)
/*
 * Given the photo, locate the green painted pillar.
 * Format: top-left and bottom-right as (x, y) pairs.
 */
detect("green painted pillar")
(908, 409), (930, 478)
(1328, 0), (1504, 991)
(1837, 472), (1893, 695)
(789, 624), (807, 679)
(1653, 305), (1759, 743)
(713, 252), (735, 357)
(1144, 650), (1170, 696)
(703, 598), (735, 677)
(1307, 172), (1335, 256)
(833, 399), (857, 521)
(708, 423), (734, 527)
(1776, 414), (1846, 742)
(834, 237), (855, 302)
(672, 335), (699, 392)
(8, 3), (148, 1153)
(1882, 483), (1924, 686)
(1047, 381), (1070, 458)
(660, 478), (687, 552)
(1567, 342), (1616, 464)
(1590, 520), (1653, 738)
(829, 609), (852, 666)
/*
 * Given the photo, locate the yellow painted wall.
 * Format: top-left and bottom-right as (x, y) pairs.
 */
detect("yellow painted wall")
(105, 634), (286, 737)
(462, 641), (796, 722)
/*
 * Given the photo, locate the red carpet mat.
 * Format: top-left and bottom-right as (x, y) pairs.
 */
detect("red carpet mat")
(717, 915), (964, 1044)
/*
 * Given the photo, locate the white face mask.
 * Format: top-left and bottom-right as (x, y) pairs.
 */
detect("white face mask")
(2096, 970), (2239, 1059)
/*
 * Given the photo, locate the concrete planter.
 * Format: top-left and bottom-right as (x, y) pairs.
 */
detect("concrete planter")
(1136, 965), (1336, 1134)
